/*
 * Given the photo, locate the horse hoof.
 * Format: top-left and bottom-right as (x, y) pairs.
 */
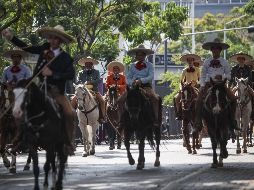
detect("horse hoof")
(243, 149), (247, 153)
(211, 163), (218, 168)
(90, 150), (95, 155)
(82, 153), (88, 157)
(193, 150), (197, 154)
(188, 149), (192, 154)
(136, 163), (144, 170)
(117, 146), (121, 149)
(154, 161), (160, 167)
(23, 165), (30, 171)
(9, 167), (16, 174)
(109, 146), (115, 150)
(129, 158), (135, 165)
(236, 149), (241, 154)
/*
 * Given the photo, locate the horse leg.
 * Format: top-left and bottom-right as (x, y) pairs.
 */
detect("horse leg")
(0, 149), (10, 168)
(9, 152), (16, 173)
(154, 127), (160, 167)
(24, 151), (32, 171)
(250, 122), (253, 147)
(117, 131), (122, 149)
(218, 137), (228, 167)
(192, 129), (198, 154)
(80, 125), (88, 157)
(43, 150), (51, 188)
(124, 131), (135, 165)
(55, 145), (68, 190)
(137, 139), (145, 170)
(210, 137), (218, 168)
(182, 121), (191, 154)
(30, 146), (40, 190)
(89, 125), (96, 155)
(236, 130), (241, 154)
(243, 129), (248, 153)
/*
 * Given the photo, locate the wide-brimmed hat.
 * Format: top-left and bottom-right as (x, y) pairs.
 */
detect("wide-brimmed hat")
(3, 47), (27, 59)
(107, 61), (125, 73)
(127, 44), (154, 56)
(202, 38), (230, 50)
(193, 60), (203, 67)
(37, 25), (75, 44)
(229, 52), (253, 63)
(78, 56), (99, 66)
(180, 54), (201, 63)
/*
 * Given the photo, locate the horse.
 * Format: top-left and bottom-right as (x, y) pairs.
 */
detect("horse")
(180, 82), (200, 154)
(12, 80), (68, 190)
(74, 84), (99, 157)
(0, 83), (18, 173)
(202, 79), (231, 168)
(120, 86), (161, 170)
(106, 85), (122, 150)
(234, 78), (252, 154)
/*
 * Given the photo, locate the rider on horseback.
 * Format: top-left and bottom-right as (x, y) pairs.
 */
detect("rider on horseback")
(119, 44), (161, 127)
(106, 61), (126, 97)
(194, 38), (239, 133)
(2, 25), (76, 155)
(229, 52), (254, 121)
(71, 56), (106, 123)
(174, 53), (201, 120)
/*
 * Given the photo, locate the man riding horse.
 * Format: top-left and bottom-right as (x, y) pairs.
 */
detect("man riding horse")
(194, 38), (239, 134)
(119, 44), (161, 128)
(71, 56), (106, 123)
(105, 61), (126, 150)
(174, 53), (201, 120)
(2, 25), (76, 155)
(106, 61), (126, 97)
(229, 52), (254, 121)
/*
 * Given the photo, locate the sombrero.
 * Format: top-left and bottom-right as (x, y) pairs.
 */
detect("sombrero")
(202, 38), (230, 50)
(180, 54), (201, 63)
(37, 25), (75, 44)
(78, 56), (99, 66)
(3, 47), (27, 59)
(229, 52), (253, 63)
(193, 60), (203, 67)
(127, 44), (154, 56)
(107, 61), (125, 73)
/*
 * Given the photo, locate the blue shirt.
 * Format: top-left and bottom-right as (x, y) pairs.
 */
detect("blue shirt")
(2, 64), (32, 83)
(127, 61), (154, 86)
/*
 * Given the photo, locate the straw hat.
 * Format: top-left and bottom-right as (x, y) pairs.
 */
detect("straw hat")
(107, 61), (125, 73)
(180, 54), (201, 63)
(127, 44), (154, 56)
(3, 47), (27, 59)
(229, 52), (253, 63)
(37, 25), (75, 44)
(78, 56), (99, 66)
(193, 60), (203, 67)
(202, 38), (230, 50)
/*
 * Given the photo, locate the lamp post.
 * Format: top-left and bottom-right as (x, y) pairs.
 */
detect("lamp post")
(223, 14), (247, 59)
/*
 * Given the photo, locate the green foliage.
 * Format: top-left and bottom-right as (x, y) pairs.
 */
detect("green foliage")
(160, 71), (181, 106)
(244, 0), (254, 15)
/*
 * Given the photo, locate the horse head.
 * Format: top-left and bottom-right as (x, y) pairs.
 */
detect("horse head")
(74, 84), (93, 111)
(180, 82), (196, 111)
(206, 78), (228, 115)
(108, 85), (118, 108)
(126, 85), (145, 121)
(235, 77), (249, 105)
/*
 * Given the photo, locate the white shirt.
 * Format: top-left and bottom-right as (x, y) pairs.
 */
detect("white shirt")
(51, 48), (61, 57)
(2, 64), (32, 83)
(200, 57), (231, 87)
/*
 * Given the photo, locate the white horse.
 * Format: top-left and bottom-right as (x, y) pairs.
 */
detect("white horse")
(234, 78), (252, 154)
(74, 84), (99, 157)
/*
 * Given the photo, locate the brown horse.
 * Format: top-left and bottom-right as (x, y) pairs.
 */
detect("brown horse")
(0, 83), (18, 173)
(180, 82), (199, 154)
(106, 86), (122, 150)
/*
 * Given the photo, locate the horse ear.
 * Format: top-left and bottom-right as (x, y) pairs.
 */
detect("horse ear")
(243, 77), (248, 84)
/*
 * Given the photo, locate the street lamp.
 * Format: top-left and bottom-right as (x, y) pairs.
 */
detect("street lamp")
(223, 14), (247, 59)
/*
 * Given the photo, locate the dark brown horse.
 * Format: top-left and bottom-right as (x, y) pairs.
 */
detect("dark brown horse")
(120, 86), (161, 170)
(0, 83), (17, 173)
(180, 82), (199, 154)
(106, 86), (122, 150)
(202, 79), (231, 168)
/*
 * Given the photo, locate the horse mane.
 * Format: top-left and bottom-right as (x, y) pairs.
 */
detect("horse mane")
(75, 84), (97, 105)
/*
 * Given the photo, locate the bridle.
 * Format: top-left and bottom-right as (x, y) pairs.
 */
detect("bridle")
(181, 86), (196, 111)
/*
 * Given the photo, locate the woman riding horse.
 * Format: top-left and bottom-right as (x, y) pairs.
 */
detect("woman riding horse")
(105, 61), (126, 150)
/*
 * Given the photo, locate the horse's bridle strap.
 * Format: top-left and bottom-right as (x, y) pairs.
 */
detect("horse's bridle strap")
(81, 104), (98, 115)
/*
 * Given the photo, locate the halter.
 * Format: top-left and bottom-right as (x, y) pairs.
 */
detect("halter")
(76, 86), (98, 124)
(107, 86), (118, 111)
